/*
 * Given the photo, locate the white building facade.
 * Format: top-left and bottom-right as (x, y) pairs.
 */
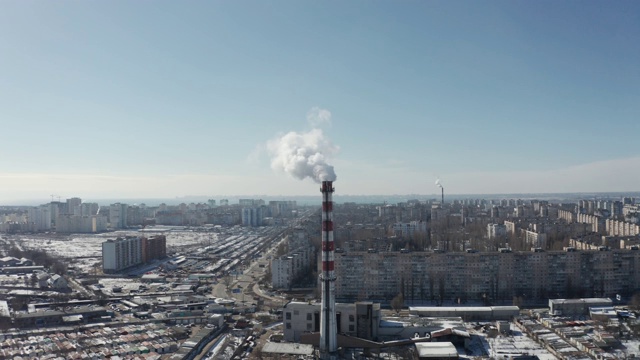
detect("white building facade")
(102, 237), (143, 273)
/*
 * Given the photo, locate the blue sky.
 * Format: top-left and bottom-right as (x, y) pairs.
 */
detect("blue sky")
(0, 1), (638, 201)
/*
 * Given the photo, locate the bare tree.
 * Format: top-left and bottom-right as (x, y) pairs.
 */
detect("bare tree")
(391, 292), (404, 314)
(630, 292), (640, 311)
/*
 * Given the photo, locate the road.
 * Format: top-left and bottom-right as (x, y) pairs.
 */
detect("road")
(212, 233), (289, 310)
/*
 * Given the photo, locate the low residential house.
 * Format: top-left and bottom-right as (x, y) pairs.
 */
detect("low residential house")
(36, 272), (51, 288)
(0, 257), (19, 267)
(48, 274), (68, 289)
(18, 258), (33, 266)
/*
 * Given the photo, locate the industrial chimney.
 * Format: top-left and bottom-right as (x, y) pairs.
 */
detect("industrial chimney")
(320, 180), (337, 355)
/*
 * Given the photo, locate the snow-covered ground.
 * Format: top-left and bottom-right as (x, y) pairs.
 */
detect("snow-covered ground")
(16, 231), (213, 258)
(617, 339), (640, 358)
(486, 325), (558, 360)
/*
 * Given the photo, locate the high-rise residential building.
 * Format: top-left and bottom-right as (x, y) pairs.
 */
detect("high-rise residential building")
(487, 224), (507, 239)
(333, 249), (640, 303)
(141, 235), (167, 263)
(524, 230), (547, 248)
(558, 209), (577, 223)
(393, 221), (428, 237)
(27, 206), (51, 231)
(102, 237), (142, 273)
(49, 201), (64, 227)
(66, 197), (82, 216)
(80, 202), (99, 216)
(271, 257), (293, 289)
(271, 229), (315, 290)
(241, 206), (265, 227)
(268, 201), (297, 217)
(102, 236), (166, 273)
(606, 219), (640, 236)
(430, 206), (449, 222)
(126, 205), (146, 226)
(577, 213), (606, 234)
(56, 214), (107, 233)
(109, 203), (128, 229)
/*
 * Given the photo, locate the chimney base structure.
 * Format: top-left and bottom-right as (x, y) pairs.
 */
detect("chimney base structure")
(319, 181), (337, 356)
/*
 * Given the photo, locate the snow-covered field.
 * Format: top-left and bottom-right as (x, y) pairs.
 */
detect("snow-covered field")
(15, 231), (214, 258)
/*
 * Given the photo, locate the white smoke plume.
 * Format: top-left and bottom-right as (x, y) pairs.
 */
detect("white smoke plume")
(435, 178), (443, 188)
(267, 108), (338, 183)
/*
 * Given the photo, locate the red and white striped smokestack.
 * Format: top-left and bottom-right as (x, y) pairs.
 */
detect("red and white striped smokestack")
(320, 180), (337, 355)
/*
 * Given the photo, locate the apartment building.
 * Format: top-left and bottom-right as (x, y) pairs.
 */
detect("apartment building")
(108, 203), (129, 229)
(80, 202), (99, 216)
(66, 197), (82, 216)
(524, 230), (547, 248)
(102, 237), (143, 273)
(241, 206), (265, 227)
(558, 209), (577, 223)
(271, 229), (315, 290)
(271, 256), (293, 289)
(577, 213), (606, 234)
(487, 224), (506, 239)
(102, 235), (167, 273)
(606, 219), (640, 237)
(268, 201), (297, 217)
(56, 214), (107, 233)
(570, 235), (605, 250)
(393, 221), (428, 237)
(27, 206), (51, 231)
(333, 249), (640, 303)
(142, 235), (167, 263)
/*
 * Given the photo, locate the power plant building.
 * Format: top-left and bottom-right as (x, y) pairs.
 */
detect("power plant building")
(283, 301), (380, 342)
(284, 301), (473, 343)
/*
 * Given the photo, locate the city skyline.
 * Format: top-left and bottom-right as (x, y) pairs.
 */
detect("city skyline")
(1, 1), (639, 202)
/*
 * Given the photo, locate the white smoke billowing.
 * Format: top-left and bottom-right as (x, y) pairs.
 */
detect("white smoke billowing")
(435, 178), (443, 188)
(266, 108), (338, 183)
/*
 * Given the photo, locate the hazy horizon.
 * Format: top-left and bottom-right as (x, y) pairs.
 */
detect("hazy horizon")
(4, 190), (640, 207)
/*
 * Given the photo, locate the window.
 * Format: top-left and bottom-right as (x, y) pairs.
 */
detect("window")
(349, 314), (354, 322)
(307, 313), (312, 321)
(307, 323), (312, 330)
(349, 325), (355, 332)
(286, 322), (291, 329)
(286, 312), (291, 320)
